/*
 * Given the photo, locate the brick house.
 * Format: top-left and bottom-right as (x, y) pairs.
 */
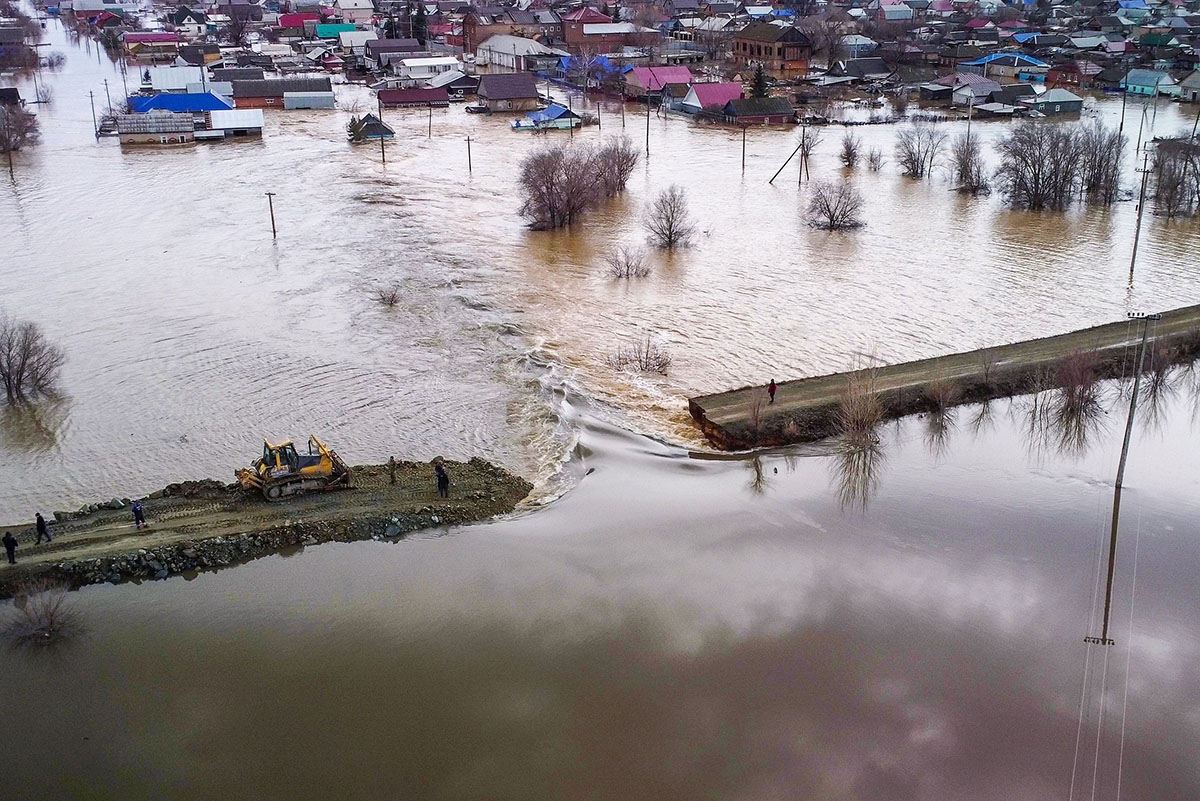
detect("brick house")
(730, 21), (811, 76)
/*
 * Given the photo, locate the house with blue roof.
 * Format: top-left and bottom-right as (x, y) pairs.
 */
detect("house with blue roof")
(511, 103), (581, 131)
(959, 52), (1048, 79)
(128, 91), (234, 113)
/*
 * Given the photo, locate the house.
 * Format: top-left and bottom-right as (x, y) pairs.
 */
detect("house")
(333, 0), (375, 24)
(475, 34), (568, 71)
(314, 23), (357, 39)
(1019, 87), (1084, 114)
(116, 109), (195, 145)
(722, 97), (794, 124)
(283, 91), (337, 108)
(128, 91), (234, 113)
(568, 22), (653, 52)
(958, 53), (1049, 79)
(178, 43), (222, 65)
(680, 81), (743, 114)
(829, 57), (893, 82)
(875, 0), (913, 22)
(0, 87), (23, 106)
(168, 6), (208, 39)
(476, 71), (540, 111)
(1122, 68), (1180, 95)
(123, 32), (182, 59)
(624, 65), (694, 98)
(841, 34), (877, 58)
(353, 113), (394, 139)
(377, 87), (450, 107)
(144, 65), (206, 92)
(988, 83), (1036, 105)
(337, 29), (379, 57)
(1047, 61), (1103, 88)
(730, 21), (811, 76)
(560, 5), (612, 46)
(463, 7), (542, 53)
(392, 55), (460, 85)
(935, 72), (1001, 105)
(232, 76), (333, 107)
(277, 11), (320, 33)
(1181, 69), (1200, 101)
(365, 38), (422, 69)
(202, 108), (265, 138)
(218, 0), (263, 22)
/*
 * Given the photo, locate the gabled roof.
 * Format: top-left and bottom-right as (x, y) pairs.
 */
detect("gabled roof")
(124, 32), (182, 43)
(1033, 87), (1083, 102)
(476, 71), (539, 99)
(724, 96), (794, 116)
(378, 87), (450, 104)
(278, 11), (320, 26)
(232, 77), (333, 96)
(630, 66), (694, 90)
(367, 37), (421, 55)
(733, 19), (808, 44)
(685, 81), (743, 107)
(1123, 68), (1176, 86)
(526, 102), (580, 122)
(128, 90), (234, 112)
(560, 6), (610, 22)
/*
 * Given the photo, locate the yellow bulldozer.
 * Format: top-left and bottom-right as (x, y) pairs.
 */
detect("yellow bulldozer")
(236, 435), (354, 501)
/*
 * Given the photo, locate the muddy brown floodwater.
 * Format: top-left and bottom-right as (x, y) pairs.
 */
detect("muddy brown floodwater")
(2, 14), (1200, 801)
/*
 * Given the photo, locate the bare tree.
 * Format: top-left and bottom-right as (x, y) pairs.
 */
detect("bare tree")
(221, 12), (251, 46)
(377, 286), (401, 306)
(644, 185), (696, 249)
(1151, 136), (1199, 218)
(894, 121), (947, 179)
(1078, 120), (1125, 206)
(806, 181), (865, 230)
(995, 121), (1083, 210)
(596, 135), (640, 197)
(839, 131), (861, 168)
(606, 245), (650, 279)
(609, 335), (672, 375)
(4, 577), (81, 645)
(518, 139), (637, 229)
(950, 132), (988, 194)
(0, 313), (64, 404)
(0, 106), (40, 179)
(865, 147), (884, 171)
(893, 91), (909, 116)
(798, 17), (845, 68)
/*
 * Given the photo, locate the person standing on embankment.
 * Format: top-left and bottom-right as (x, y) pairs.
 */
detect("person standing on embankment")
(3, 531), (16, 565)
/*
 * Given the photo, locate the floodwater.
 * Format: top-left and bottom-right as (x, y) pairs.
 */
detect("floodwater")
(3, 375), (1200, 799)
(3, 18), (1200, 515)
(3, 15), (1200, 800)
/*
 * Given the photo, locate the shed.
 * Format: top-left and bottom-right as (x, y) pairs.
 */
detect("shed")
(283, 91), (337, 109)
(207, 108), (265, 137)
(1019, 87), (1084, 114)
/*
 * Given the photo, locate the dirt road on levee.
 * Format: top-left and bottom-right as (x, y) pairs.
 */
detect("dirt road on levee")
(0, 459), (531, 596)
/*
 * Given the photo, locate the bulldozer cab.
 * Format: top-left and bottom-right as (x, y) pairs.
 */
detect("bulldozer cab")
(263, 440), (300, 478)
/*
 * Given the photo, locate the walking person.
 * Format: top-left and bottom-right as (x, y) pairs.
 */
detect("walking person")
(768, 379), (777, 404)
(3, 531), (16, 565)
(35, 512), (51, 544)
(434, 461), (450, 499)
(132, 501), (147, 530)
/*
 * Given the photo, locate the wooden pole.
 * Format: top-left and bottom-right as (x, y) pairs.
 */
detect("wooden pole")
(428, 103), (432, 138)
(88, 90), (98, 138)
(645, 94), (650, 156)
(770, 141), (804, 184)
(265, 192), (277, 239)
(378, 98), (386, 164)
(741, 124), (746, 171)
(1129, 151), (1150, 283)
(466, 135), (472, 173)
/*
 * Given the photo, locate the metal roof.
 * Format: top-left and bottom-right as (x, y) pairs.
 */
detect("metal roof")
(208, 108), (266, 129)
(129, 91), (234, 112)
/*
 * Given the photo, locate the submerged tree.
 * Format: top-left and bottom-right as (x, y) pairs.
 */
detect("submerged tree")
(994, 121), (1085, 211)
(0, 106), (40, 179)
(0, 313), (65, 404)
(949, 132), (988, 194)
(839, 131), (861, 168)
(1151, 135), (1200, 218)
(644, 185), (696, 249)
(806, 181), (864, 230)
(1078, 120), (1125, 206)
(894, 121), (947, 179)
(518, 137), (639, 229)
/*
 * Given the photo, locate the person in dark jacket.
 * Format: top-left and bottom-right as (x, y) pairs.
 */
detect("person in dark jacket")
(35, 512), (51, 544)
(132, 501), (147, 530)
(768, 379), (777, 404)
(3, 532), (16, 565)
(434, 461), (450, 499)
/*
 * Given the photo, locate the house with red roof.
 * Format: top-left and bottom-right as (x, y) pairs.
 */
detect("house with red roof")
(680, 81), (743, 114)
(624, 65), (694, 97)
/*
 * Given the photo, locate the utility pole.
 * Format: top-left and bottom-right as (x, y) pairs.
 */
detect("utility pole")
(568, 93), (573, 138)
(377, 97), (386, 164)
(428, 103), (432, 138)
(1129, 149), (1151, 284)
(466, 135), (472, 173)
(1118, 86), (1127, 135)
(265, 192), (277, 238)
(103, 78), (112, 112)
(88, 91), (98, 138)
(741, 124), (747, 172)
(645, 92), (650, 156)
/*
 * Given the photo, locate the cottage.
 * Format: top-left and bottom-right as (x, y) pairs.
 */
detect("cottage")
(392, 55), (460, 85)
(958, 53), (1049, 79)
(723, 96), (795, 124)
(277, 11), (319, 34)
(1122, 68), (1180, 95)
(123, 32), (182, 59)
(427, 69), (479, 97)
(116, 109), (195, 145)
(232, 77), (334, 107)
(730, 21), (811, 76)
(1047, 61), (1103, 89)
(168, 6), (209, 39)
(511, 103), (581, 130)
(560, 6), (612, 47)
(463, 7), (542, 53)
(377, 87), (451, 107)
(337, 29), (379, 57)
(365, 38), (422, 70)
(476, 72), (540, 112)
(1019, 87), (1084, 115)
(829, 57), (893, 82)
(624, 66), (694, 99)
(680, 81), (743, 114)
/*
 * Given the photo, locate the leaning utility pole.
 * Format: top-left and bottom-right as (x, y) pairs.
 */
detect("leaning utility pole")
(265, 192), (277, 238)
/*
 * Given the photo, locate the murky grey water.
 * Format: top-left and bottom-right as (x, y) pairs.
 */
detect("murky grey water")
(2, 376), (1198, 799)
(3, 18), (1200, 515)
(3, 17), (1200, 799)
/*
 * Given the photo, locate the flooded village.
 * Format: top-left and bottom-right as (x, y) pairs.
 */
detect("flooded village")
(2, 0), (1200, 795)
